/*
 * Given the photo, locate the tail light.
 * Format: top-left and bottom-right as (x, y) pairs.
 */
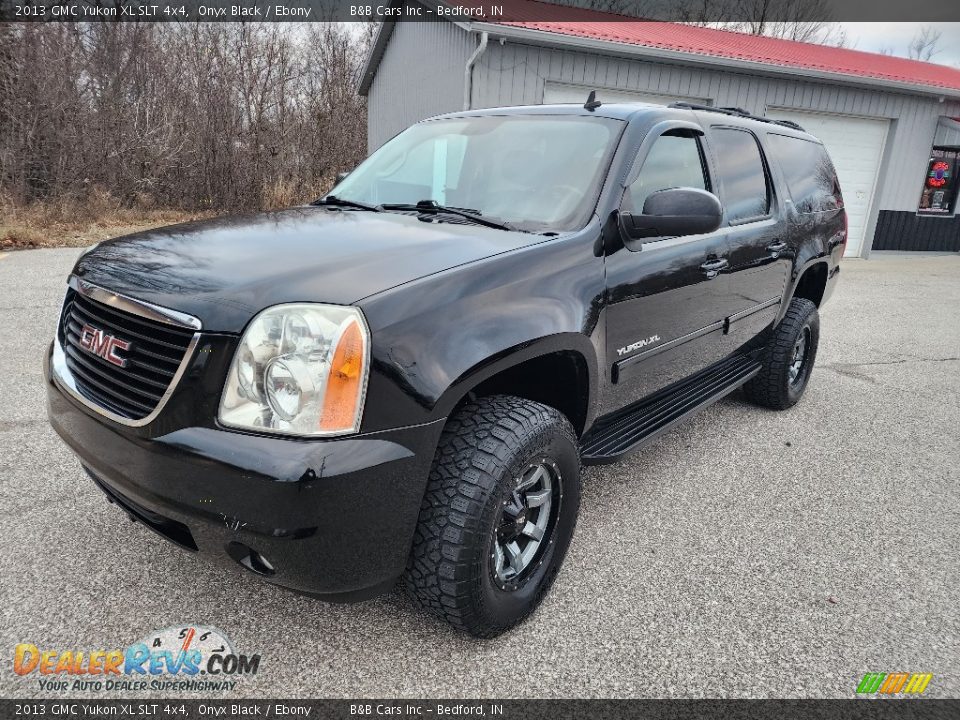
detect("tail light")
(833, 175), (847, 255)
(840, 209), (848, 255)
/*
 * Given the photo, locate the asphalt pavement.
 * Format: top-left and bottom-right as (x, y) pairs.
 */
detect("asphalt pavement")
(1, 248), (958, 699)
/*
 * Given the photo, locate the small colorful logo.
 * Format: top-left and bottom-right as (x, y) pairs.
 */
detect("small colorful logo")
(13, 625), (260, 693)
(927, 161), (951, 189)
(856, 672), (932, 695)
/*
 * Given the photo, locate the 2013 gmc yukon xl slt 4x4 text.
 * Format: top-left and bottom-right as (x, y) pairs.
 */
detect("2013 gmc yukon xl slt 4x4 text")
(46, 101), (844, 637)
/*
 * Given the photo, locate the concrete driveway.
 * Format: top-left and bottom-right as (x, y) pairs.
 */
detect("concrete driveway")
(1, 249), (958, 699)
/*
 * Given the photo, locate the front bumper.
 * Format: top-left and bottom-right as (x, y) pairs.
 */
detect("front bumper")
(45, 344), (443, 601)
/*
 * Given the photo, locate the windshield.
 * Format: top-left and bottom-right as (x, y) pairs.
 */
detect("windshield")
(329, 115), (623, 232)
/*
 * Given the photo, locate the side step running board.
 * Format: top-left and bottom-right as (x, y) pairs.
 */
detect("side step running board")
(580, 354), (761, 465)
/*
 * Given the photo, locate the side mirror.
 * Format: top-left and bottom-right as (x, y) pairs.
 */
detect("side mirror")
(619, 187), (723, 241)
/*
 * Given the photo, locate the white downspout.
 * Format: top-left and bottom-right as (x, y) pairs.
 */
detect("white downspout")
(463, 31), (489, 111)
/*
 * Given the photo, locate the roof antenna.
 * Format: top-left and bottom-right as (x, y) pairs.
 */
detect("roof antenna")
(584, 90), (602, 111)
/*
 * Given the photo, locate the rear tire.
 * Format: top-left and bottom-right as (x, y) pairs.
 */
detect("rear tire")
(404, 395), (581, 638)
(744, 297), (819, 410)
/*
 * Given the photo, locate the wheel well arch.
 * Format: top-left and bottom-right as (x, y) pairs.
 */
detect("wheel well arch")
(451, 350), (592, 437)
(792, 261), (828, 308)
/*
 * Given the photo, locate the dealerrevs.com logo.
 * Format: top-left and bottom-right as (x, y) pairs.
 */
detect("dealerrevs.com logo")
(14, 625), (260, 693)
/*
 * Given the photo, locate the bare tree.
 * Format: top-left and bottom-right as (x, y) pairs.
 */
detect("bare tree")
(908, 26), (942, 62)
(712, 0), (846, 45)
(0, 22), (372, 215)
(542, 0), (847, 46)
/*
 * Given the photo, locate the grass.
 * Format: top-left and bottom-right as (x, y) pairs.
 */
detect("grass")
(0, 203), (219, 251)
(0, 179), (335, 251)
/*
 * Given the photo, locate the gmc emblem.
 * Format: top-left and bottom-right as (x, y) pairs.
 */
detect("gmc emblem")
(79, 323), (131, 368)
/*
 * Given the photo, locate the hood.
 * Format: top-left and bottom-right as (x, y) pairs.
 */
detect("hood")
(74, 207), (544, 333)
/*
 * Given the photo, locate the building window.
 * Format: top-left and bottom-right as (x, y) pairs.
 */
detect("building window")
(917, 147), (958, 216)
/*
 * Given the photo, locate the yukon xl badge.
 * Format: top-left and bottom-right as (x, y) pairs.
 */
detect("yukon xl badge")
(79, 323), (131, 368)
(617, 335), (661, 357)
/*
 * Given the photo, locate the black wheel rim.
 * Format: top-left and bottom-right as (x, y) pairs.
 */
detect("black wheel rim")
(491, 459), (562, 590)
(789, 325), (811, 386)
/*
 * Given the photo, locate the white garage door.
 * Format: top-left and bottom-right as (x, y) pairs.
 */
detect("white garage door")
(543, 82), (711, 108)
(767, 109), (889, 257)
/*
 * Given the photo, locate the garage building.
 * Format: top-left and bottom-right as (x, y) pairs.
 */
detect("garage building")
(359, 1), (960, 256)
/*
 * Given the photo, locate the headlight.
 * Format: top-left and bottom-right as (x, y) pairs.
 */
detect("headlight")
(218, 304), (370, 436)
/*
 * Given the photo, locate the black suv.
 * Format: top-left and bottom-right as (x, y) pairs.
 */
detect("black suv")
(46, 101), (844, 637)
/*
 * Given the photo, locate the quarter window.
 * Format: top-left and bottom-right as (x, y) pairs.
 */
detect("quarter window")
(767, 133), (842, 214)
(624, 132), (708, 213)
(711, 128), (771, 223)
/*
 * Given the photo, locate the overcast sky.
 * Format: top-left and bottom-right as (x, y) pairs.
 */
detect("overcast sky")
(835, 23), (960, 67)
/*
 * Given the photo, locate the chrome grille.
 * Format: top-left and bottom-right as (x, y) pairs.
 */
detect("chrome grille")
(55, 282), (199, 422)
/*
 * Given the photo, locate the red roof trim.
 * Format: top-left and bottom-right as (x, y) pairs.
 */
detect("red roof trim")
(470, 0), (960, 93)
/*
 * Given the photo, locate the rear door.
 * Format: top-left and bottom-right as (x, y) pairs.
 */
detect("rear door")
(701, 123), (789, 353)
(603, 126), (732, 410)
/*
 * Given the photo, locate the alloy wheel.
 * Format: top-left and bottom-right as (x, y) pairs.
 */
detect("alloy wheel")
(789, 325), (811, 385)
(492, 460), (561, 590)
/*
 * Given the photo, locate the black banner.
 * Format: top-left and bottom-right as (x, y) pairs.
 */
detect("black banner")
(1, 0), (959, 23)
(2, 700), (960, 720)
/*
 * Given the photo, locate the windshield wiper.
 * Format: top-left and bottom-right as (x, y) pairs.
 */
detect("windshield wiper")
(381, 200), (519, 232)
(312, 195), (382, 212)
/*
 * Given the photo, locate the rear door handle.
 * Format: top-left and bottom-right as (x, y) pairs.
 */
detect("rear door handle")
(699, 258), (729, 279)
(767, 241), (788, 256)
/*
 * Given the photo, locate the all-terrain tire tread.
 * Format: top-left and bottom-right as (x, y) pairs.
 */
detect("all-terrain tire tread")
(404, 395), (578, 637)
(743, 297), (818, 410)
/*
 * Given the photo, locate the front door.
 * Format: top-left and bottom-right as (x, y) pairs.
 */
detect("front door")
(602, 128), (732, 412)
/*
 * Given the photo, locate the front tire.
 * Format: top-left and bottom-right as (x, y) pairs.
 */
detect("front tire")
(744, 297), (820, 410)
(404, 395), (581, 638)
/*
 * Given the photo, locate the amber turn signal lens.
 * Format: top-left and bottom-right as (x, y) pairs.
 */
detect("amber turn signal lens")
(320, 319), (366, 432)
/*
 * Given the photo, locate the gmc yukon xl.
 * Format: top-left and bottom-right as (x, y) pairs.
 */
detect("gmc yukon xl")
(46, 100), (845, 637)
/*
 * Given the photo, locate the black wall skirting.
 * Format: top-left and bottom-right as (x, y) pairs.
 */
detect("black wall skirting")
(871, 210), (960, 252)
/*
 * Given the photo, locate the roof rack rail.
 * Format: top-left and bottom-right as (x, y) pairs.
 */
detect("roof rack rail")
(771, 119), (805, 131)
(669, 102), (805, 132)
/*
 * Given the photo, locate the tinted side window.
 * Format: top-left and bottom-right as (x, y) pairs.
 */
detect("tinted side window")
(711, 128), (770, 223)
(766, 134), (841, 213)
(624, 133), (708, 212)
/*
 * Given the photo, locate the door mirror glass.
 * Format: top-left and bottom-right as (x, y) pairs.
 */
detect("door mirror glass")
(620, 187), (723, 240)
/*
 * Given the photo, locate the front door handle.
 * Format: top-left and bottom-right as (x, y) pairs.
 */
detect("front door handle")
(700, 258), (729, 279)
(767, 241), (788, 256)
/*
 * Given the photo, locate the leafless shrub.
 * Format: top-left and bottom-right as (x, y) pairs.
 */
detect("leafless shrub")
(0, 22), (372, 217)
